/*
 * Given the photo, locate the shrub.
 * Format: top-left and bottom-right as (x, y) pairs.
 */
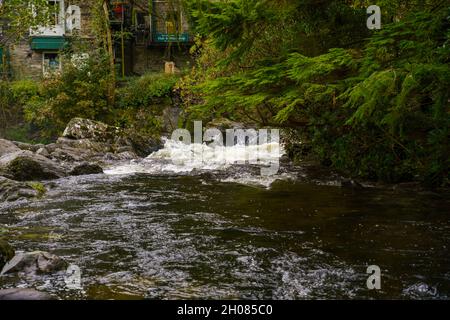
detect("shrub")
(0, 80), (40, 141)
(180, 8), (450, 186)
(23, 50), (111, 139)
(114, 73), (179, 136)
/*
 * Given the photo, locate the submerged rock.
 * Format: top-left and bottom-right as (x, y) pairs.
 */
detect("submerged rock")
(0, 288), (55, 300)
(0, 139), (20, 157)
(0, 151), (66, 181)
(0, 240), (15, 270)
(0, 176), (41, 202)
(69, 162), (103, 176)
(1, 251), (68, 275)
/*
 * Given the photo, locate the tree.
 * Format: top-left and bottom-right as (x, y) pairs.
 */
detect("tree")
(0, 0), (52, 47)
(180, 0), (450, 185)
(91, 0), (115, 107)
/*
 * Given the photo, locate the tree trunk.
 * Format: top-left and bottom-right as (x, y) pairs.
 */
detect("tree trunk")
(103, 1), (116, 107)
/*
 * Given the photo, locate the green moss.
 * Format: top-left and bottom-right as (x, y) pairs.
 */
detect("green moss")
(8, 157), (42, 181)
(28, 182), (47, 198)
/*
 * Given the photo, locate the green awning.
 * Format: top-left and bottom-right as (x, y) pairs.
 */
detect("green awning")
(31, 37), (67, 50)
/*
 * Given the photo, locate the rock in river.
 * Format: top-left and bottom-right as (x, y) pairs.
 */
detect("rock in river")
(61, 117), (162, 158)
(0, 176), (41, 202)
(0, 150), (66, 181)
(1, 251), (68, 275)
(0, 288), (55, 300)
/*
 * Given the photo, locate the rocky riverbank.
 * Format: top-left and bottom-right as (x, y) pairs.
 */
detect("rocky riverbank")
(0, 117), (162, 202)
(0, 117), (162, 299)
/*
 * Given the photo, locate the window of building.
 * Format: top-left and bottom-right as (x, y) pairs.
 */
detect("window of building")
(43, 52), (61, 75)
(48, 0), (61, 26)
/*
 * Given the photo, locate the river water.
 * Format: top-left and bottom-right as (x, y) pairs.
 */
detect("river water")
(0, 140), (449, 299)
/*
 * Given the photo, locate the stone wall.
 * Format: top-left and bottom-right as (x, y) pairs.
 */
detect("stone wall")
(133, 45), (193, 74)
(10, 43), (43, 80)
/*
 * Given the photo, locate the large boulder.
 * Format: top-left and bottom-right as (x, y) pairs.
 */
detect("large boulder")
(0, 240), (15, 270)
(60, 118), (161, 158)
(0, 176), (42, 202)
(0, 288), (55, 300)
(0, 150), (66, 181)
(1, 251), (68, 275)
(0, 139), (20, 157)
(56, 137), (114, 155)
(116, 132), (162, 157)
(63, 118), (119, 143)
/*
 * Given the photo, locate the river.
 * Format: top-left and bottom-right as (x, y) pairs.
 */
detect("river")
(0, 139), (449, 299)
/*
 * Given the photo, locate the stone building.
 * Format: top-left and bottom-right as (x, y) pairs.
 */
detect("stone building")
(2, 0), (192, 79)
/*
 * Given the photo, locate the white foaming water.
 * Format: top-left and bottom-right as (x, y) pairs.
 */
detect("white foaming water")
(105, 138), (290, 187)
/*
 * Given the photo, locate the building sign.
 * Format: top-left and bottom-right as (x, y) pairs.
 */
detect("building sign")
(154, 32), (189, 43)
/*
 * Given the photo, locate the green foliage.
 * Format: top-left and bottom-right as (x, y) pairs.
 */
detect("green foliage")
(181, 1), (450, 186)
(185, 47), (356, 127)
(10, 80), (39, 104)
(0, 80), (41, 141)
(117, 73), (178, 109)
(20, 56), (180, 139)
(339, 10), (450, 185)
(28, 182), (47, 198)
(3, 123), (49, 144)
(23, 50), (112, 139)
(114, 73), (179, 136)
(186, 0), (370, 61)
(0, 0), (53, 47)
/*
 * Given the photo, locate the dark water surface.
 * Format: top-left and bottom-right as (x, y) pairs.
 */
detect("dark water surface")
(0, 172), (449, 299)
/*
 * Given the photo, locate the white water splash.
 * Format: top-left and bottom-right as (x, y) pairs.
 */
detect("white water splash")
(105, 138), (290, 187)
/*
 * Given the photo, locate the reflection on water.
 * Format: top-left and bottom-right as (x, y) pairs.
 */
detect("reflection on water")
(0, 172), (449, 299)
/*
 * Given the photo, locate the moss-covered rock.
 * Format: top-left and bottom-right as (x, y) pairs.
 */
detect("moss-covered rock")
(63, 118), (119, 143)
(1, 251), (68, 275)
(0, 151), (66, 181)
(0, 176), (41, 202)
